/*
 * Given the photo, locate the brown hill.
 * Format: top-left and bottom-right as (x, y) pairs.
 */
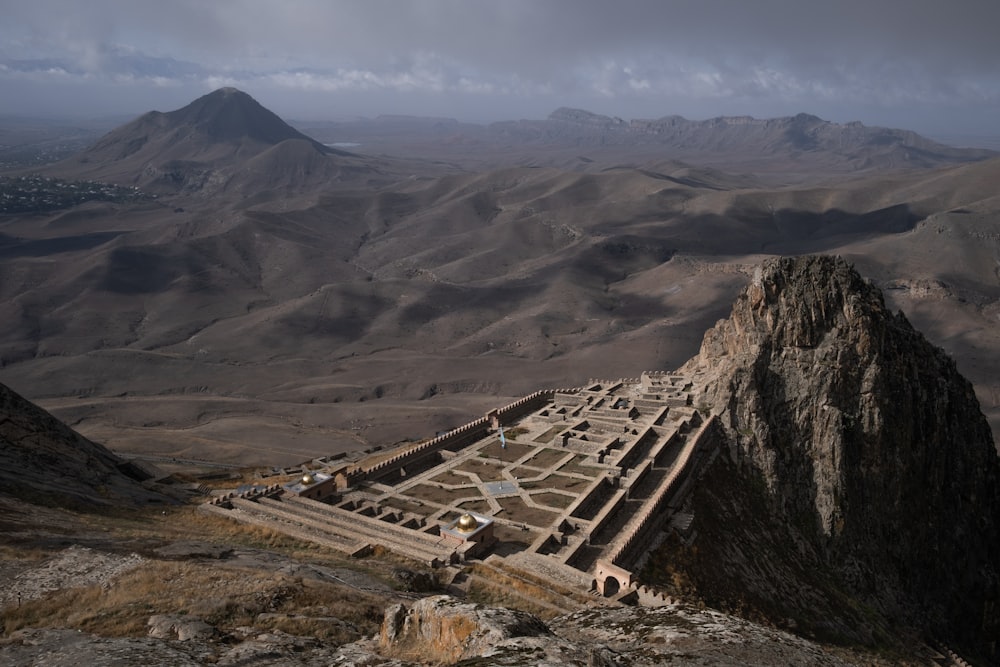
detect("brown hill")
(662, 256), (1000, 660)
(0, 380), (169, 508)
(1, 90), (998, 467)
(40, 87), (387, 195)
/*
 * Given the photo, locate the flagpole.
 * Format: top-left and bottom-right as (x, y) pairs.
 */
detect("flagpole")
(499, 425), (506, 490)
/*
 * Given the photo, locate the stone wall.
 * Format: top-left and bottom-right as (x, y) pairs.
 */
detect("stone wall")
(360, 389), (571, 483)
(605, 415), (719, 570)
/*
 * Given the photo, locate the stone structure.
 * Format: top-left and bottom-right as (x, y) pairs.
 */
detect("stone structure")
(439, 512), (496, 559)
(282, 470), (337, 500)
(206, 371), (719, 602)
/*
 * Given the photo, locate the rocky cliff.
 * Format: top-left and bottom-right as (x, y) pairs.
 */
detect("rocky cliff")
(669, 255), (1000, 660)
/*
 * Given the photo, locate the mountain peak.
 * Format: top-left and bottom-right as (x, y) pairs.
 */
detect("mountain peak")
(678, 255), (1000, 658)
(47, 87), (359, 192)
(548, 107), (625, 126)
(164, 87), (325, 148)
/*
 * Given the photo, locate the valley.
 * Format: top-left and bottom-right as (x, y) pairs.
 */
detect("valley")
(1, 92), (998, 467)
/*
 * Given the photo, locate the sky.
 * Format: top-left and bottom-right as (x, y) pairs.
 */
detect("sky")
(2, 0), (999, 136)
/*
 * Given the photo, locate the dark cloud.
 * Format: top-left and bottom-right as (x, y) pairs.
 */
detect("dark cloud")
(1, 0), (998, 134)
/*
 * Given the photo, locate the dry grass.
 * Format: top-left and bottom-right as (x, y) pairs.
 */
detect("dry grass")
(0, 500), (413, 639)
(1, 559), (385, 640)
(471, 561), (591, 605)
(72, 504), (359, 559)
(465, 562), (591, 620)
(466, 577), (562, 621)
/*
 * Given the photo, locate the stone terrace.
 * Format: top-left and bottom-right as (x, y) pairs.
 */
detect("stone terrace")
(205, 370), (720, 600)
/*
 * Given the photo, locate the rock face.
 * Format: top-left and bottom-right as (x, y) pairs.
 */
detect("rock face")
(680, 255), (1000, 660)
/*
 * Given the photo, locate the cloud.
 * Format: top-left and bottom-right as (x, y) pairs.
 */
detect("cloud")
(1, 0), (998, 132)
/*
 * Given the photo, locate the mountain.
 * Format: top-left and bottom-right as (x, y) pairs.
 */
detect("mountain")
(0, 380), (169, 508)
(297, 107), (996, 179)
(43, 87), (377, 194)
(485, 109), (996, 174)
(491, 108), (996, 168)
(1, 89), (998, 472)
(656, 256), (1000, 661)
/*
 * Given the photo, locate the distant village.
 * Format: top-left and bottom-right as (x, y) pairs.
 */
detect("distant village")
(0, 175), (151, 214)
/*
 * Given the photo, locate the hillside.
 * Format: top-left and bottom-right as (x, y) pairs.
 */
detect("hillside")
(0, 381), (169, 508)
(0, 90), (997, 469)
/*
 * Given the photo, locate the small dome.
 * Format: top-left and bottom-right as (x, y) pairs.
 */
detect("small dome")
(301, 472), (315, 486)
(456, 513), (479, 533)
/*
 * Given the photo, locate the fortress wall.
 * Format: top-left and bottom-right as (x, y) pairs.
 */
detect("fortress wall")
(632, 398), (670, 424)
(358, 390), (564, 485)
(567, 475), (616, 521)
(367, 451), (446, 485)
(625, 460), (653, 498)
(583, 379), (634, 394)
(564, 436), (600, 451)
(617, 426), (659, 469)
(587, 487), (629, 541)
(554, 392), (587, 406)
(634, 584), (677, 608)
(607, 415), (719, 569)
(207, 483), (283, 508)
(286, 495), (451, 554)
(653, 430), (682, 467)
(362, 416), (490, 479)
(492, 389), (560, 424)
(585, 416), (630, 432)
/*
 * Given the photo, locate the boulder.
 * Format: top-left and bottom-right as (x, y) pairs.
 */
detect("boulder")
(379, 595), (550, 663)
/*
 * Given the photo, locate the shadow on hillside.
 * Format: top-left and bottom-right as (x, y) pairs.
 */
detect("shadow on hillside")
(0, 231), (122, 259)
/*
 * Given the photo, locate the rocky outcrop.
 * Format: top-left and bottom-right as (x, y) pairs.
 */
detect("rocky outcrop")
(147, 614), (215, 642)
(677, 255), (1000, 660)
(379, 595), (551, 664)
(1, 600), (883, 666)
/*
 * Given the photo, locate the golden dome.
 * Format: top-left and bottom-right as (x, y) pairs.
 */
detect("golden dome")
(301, 472), (316, 486)
(455, 513), (479, 533)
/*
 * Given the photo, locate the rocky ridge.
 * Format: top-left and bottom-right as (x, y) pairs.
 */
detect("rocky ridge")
(675, 255), (1000, 660)
(490, 109), (997, 169)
